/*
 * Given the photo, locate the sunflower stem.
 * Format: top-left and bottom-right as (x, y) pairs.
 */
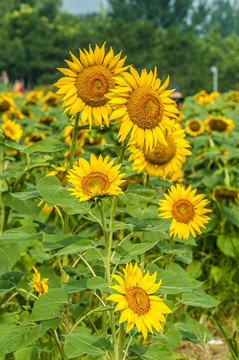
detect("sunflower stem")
(224, 165), (230, 187)
(62, 113), (80, 280)
(141, 173), (149, 269)
(0, 139), (4, 235)
(118, 323), (125, 359)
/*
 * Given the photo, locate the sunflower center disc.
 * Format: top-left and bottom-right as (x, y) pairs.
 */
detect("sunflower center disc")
(126, 286), (150, 316)
(172, 199), (195, 223)
(209, 119), (227, 131)
(215, 189), (238, 200)
(145, 135), (176, 165)
(76, 65), (115, 107)
(127, 87), (164, 129)
(189, 121), (201, 131)
(0, 100), (10, 112)
(30, 135), (43, 142)
(82, 172), (110, 196)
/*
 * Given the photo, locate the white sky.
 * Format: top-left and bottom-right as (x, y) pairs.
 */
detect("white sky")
(61, 0), (108, 14)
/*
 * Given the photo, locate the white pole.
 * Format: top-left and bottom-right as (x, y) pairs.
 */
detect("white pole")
(210, 66), (218, 92)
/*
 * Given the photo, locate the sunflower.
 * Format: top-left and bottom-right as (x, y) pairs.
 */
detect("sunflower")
(185, 119), (204, 137)
(0, 95), (15, 113)
(106, 263), (171, 339)
(25, 132), (46, 146)
(54, 43), (129, 128)
(158, 184), (212, 239)
(211, 187), (239, 202)
(63, 123), (89, 145)
(67, 154), (125, 202)
(106, 67), (178, 152)
(42, 91), (59, 108)
(20, 107), (33, 118)
(47, 166), (68, 187)
(36, 115), (57, 125)
(204, 116), (234, 134)
(2, 119), (23, 140)
(32, 267), (48, 297)
(128, 125), (191, 179)
(38, 200), (55, 215)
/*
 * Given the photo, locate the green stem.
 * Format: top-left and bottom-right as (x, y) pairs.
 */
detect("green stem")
(118, 323), (125, 360)
(224, 165), (230, 187)
(141, 173), (149, 269)
(49, 330), (69, 360)
(62, 113), (80, 280)
(0, 141), (4, 234)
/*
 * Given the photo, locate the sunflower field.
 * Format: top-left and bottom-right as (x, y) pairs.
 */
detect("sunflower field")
(0, 43), (239, 360)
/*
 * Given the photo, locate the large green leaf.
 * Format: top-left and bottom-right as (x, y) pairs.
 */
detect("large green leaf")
(143, 344), (175, 360)
(14, 347), (38, 360)
(37, 176), (90, 215)
(0, 226), (42, 244)
(23, 139), (62, 154)
(2, 193), (41, 216)
(177, 288), (219, 308)
(217, 233), (239, 258)
(175, 314), (212, 344)
(64, 333), (112, 358)
(115, 240), (159, 258)
(0, 271), (25, 296)
(31, 289), (69, 321)
(221, 205), (239, 228)
(146, 263), (202, 294)
(87, 276), (109, 293)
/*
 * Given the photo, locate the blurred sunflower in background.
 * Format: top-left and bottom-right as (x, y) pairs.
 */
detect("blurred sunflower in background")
(25, 132), (46, 146)
(158, 184), (212, 239)
(0, 95), (15, 114)
(42, 91), (59, 108)
(185, 119), (204, 137)
(55, 43), (129, 128)
(106, 67), (178, 152)
(67, 154), (125, 202)
(107, 263), (172, 339)
(36, 115), (57, 125)
(63, 123), (89, 145)
(211, 187), (239, 202)
(129, 125), (191, 179)
(2, 119), (23, 140)
(204, 116), (234, 134)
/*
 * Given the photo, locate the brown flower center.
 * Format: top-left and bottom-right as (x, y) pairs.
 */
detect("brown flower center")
(189, 121), (201, 131)
(209, 119), (227, 131)
(76, 65), (115, 107)
(0, 99), (10, 112)
(172, 199), (194, 223)
(30, 134), (44, 142)
(144, 135), (176, 165)
(127, 87), (164, 129)
(82, 172), (110, 196)
(125, 286), (150, 316)
(56, 170), (68, 188)
(215, 189), (238, 201)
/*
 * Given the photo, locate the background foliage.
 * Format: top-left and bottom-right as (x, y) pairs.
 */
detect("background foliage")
(1, 0), (239, 94)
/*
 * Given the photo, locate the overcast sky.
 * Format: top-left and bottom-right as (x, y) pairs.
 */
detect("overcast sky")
(61, 0), (108, 14)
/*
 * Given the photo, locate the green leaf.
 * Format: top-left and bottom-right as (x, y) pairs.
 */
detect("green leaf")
(64, 333), (112, 358)
(42, 233), (89, 252)
(37, 176), (90, 215)
(177, 288), (219, 308)
(0, 271), (25, 296)
(217, 233), (239, 258)
(146, 263), (202, 294)
(221, 205), (239, 228)
(23, 139), (62, 154)
(2, 193), (41, 216)
(175, 314), (212, 344)
(14, 347), (38, 360)
(0, 226), (42, 244)
(115, 240), (159, 258)
(143, 344), (175, 360)
(31, 289), (69, 321)
(4, 140), (28, 152)
(10, 191), (41, 200)
(87, 276), (109, 292)
(55, 240), (92, 256)
(62, 279), (88, 294)
(154, 325), (182, 350)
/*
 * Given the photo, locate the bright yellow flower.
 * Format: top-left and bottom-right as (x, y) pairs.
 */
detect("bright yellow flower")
(204, 116), (233, 134)
(106, 67), (178, 152)
(128, 125), (191, 179)
(38, 200), (55, 215)
(54, 43), (129, 128)
(107, 263), (172, 339)
(185, 119), (204, 137)
(0, 95), (15, 113)
(47, 166), (68, 187)
(67, 154), (125, 202)
(42, 91), (59, 108)
(63, 123), (89, 145)
(32, 267), (48, 297)
(158, 184), (212, 239)
(2, 119), (23, 140)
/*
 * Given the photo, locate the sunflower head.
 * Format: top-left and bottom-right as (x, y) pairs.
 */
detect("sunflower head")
(2, 119), (23, 140)
(185, 119), (204, 137)
(38, 200), (55, 215)
(63, 124), (89, 146)
(32, 267), (49, 297)
(42, 91), (59, 108)
(47, 166), (68, 187)
(106, 263), (172, 339)
(0, 95), (15, 113)
(67, 154), (125, 202)
(158, 184), (212, 239)
(20, 107), (33, 118)
(129, 125), (191, 179)
(212, 187), (239, 202)
(25, 132), (46, 146)
(204, 116), (234, 134)
(54, 43), (129, 129)
(106, 67), (178, 152)
(36, 115), (57, 125)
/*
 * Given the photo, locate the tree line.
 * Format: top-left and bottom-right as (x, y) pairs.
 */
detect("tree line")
(0, 0), (239, 95)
